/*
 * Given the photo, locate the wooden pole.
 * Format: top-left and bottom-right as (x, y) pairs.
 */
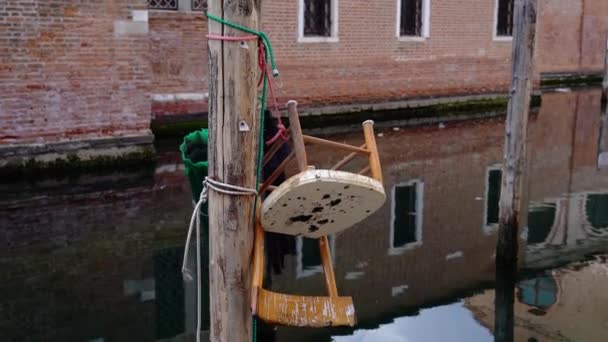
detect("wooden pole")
(599, 35), (608, 168)
(602, 33), (608, 110)
(207, 1), (262, 341)
(495, 1), (537, 342)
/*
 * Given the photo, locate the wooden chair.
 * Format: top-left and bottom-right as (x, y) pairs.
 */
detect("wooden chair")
(251, 101), (385, 327)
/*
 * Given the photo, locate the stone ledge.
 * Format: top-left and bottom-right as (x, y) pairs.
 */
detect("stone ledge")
(152, 92), (543, 138)
(297, 93), (510, 117)
(0, 135), (156, 179)
(0, 135), (154, 159)
(540, 71), (604, 89)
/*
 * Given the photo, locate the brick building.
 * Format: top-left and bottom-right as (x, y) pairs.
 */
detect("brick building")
(1, 0), (607, 164)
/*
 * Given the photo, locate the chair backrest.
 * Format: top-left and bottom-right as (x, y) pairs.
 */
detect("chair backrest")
(260, 101), (383, 193)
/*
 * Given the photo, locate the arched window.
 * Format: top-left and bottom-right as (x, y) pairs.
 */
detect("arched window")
(585, 194), (608, 229)
(527, 203), (556, 245)
(517, 276), (558, 311)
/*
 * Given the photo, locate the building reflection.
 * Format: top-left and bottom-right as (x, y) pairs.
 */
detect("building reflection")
(272, 88), (608, 340)
(465, 256), (608, 342)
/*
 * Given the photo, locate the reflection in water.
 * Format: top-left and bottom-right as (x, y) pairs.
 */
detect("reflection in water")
(2, 89), (608, 341)
(586, 194), (608, 230)
(517, 276), (558, 312)
(527, 203), (556, 245)
(332, 301), (493, 342)
(466, 256), (608, 342)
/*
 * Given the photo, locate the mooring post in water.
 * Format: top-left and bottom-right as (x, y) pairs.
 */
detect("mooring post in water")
(207, 1), (262, 341)
(495, 0), (537, 341)
(599, 34), (608, 169)
(602, 33), (608, 109)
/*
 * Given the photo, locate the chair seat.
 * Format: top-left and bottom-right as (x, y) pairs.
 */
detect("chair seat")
(262, 169), (385, 238)
(256, 288), (356, 327)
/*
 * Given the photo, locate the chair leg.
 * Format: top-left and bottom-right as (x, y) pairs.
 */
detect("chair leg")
(362, 120), (383, 183)
(319, 236), (338, 298)
(251, 215), (265, 314)
(287, 100), (308, 172)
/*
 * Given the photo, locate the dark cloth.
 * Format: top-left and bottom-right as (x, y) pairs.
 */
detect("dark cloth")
(262, 110), (295, 277)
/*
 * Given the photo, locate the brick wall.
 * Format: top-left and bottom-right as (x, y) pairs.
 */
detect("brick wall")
(537, 0), (608, 73)
(0, 0), (152, 147)
(1, 0), (607, 152)
(264, 0), (513, 107)
(147, 0), (608, 117)
(148, 10), (209, 118)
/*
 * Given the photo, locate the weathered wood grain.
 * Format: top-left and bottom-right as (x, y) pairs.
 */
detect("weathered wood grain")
(207, 0), (262, 341)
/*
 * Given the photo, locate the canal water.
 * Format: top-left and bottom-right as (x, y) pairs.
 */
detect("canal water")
(2, 88), (607, 342)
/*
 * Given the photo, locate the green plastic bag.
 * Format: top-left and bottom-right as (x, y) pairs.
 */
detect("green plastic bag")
(179, 129), (211, 329)
(180, 129), (209, 202)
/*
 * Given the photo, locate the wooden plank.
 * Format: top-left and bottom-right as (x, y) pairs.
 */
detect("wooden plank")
(259, 151), (295, 194)
(331, 145), (366, 171)
(262, 131), (291, 167)
(495, 1), (537, 342)
(319, 236), (338, 297)
(251, 216), (265, 315)
(303, 135), (370, 155)
(287, 101), (309, 172)
(362, 120), (383, 183)
(207, 1), (261, 341)
(256, 288), (356, 327)
(357, 165), (371, 175)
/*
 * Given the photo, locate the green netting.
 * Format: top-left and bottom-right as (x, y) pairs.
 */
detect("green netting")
(180, 129), (209, 202)
(178, 129), (211, 333)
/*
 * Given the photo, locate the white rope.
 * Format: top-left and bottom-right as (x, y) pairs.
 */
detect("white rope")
(181, 177), (258, 342)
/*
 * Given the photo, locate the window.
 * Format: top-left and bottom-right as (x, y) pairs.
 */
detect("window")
(585, 194), (608, 232)
(191, 0), (207, 12)
(484, 166), (502, 230)
(494, 0), (514, 39)
(296, 236), (335, 278)
(148, 0), (178, 10)
(147, 0), (205, 11)
(298, 0), (338, 42)
(396, 0), (430, 40)
(390, 181), (423, 253)
(517, 276), (558, 311)
(527, 203), (556, 245)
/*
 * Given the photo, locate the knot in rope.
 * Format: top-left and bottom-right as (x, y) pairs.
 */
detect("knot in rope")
(181, 177), (258, 342)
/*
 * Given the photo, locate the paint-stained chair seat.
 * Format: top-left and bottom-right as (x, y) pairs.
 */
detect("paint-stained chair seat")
(262, 169), (385, 238)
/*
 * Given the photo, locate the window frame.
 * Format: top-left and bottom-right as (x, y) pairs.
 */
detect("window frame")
(147, 0), (178, 11)
(298, 0), (339, 43)
(493, 0), (514, 41)
(296, 235), (336, 278)
(147, 0), (205, 12)
(483, 164), (502, 233)
(396, 0), (431, 42)
(527, 201), (560, 246)
(389, 180), (424, 255)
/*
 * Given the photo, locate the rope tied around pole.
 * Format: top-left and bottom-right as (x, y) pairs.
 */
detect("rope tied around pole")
(182, 177), (257, 342)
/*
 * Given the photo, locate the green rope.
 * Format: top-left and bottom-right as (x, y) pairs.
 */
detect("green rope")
(206, 12), (279, 77)
(206, 12), (279, 342)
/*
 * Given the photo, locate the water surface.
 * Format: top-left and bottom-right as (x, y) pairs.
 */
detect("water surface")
(1, 88), (607, 341)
